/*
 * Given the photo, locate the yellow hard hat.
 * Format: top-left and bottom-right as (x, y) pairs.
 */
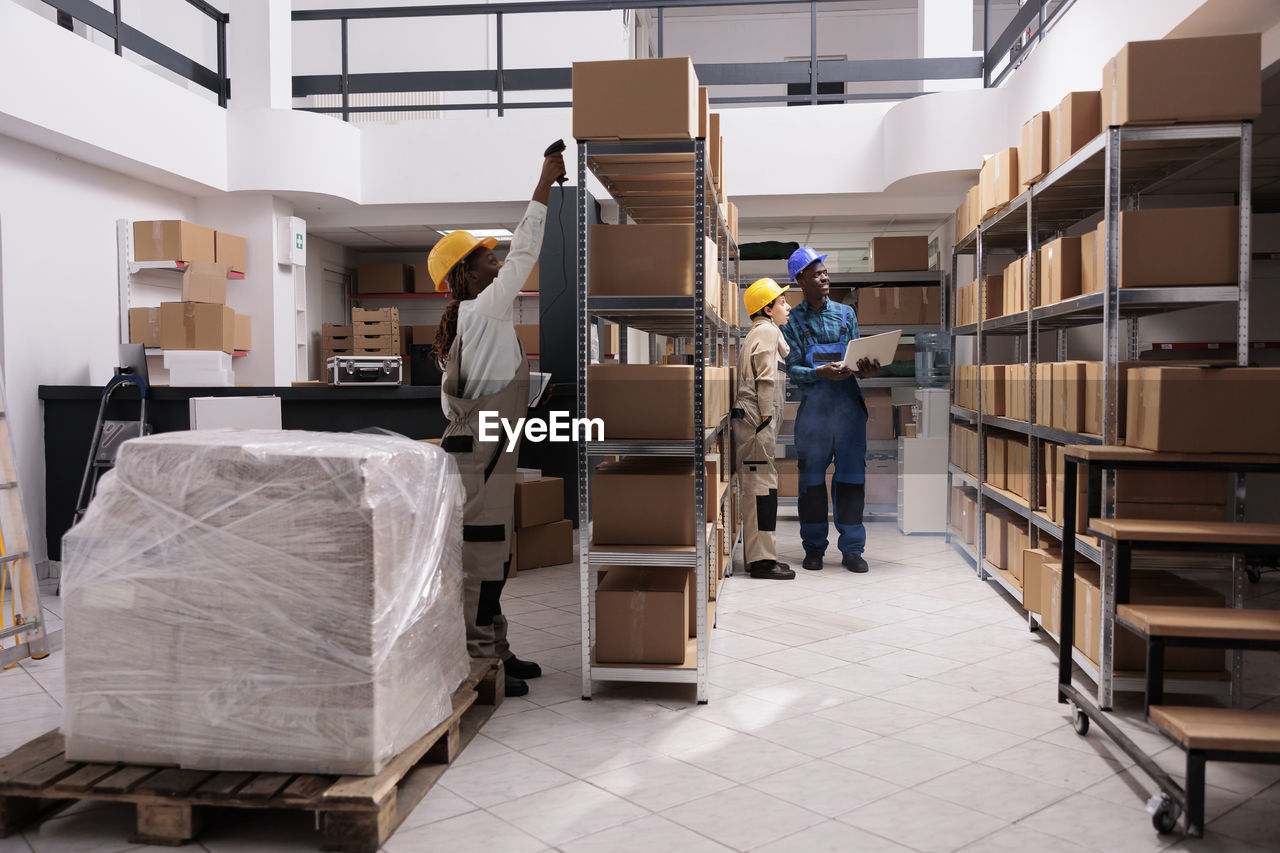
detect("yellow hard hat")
(743, 277), (789, 316)
(429, 230), (500, 292)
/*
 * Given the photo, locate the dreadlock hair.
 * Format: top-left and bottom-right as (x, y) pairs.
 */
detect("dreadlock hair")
(433, 254), (478, 371)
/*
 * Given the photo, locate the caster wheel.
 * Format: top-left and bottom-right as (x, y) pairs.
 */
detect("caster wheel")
(1150, 797), (1181, 835)
(1071, 704), (1090, 736)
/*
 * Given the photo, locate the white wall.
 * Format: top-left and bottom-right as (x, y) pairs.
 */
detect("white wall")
(0, 133), (198, 566)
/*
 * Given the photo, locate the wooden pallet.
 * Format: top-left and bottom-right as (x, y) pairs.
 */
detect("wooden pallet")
(0, 657), (503, 853)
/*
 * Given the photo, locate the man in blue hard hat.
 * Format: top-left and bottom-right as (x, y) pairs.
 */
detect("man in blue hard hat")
(780, 247), (880, 573)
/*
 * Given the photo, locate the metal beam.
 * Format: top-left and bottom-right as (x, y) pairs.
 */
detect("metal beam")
(292, 0), (858, 21)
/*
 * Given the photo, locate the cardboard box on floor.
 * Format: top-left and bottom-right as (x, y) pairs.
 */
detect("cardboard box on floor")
(869, 236), (928, 272)
(1125, 367), (1280, 453)
(133, 220), (216, 264)
(129, 307), (161, 348)
(1101, 34), (1261, 127)
(515, 477), (564, 529)
(159, 302), (235, 354)
(595, 567), (689, 665)
(515, 519), (572, 571)
(214, 231), (246, 274)
(572, 57), (700, 141)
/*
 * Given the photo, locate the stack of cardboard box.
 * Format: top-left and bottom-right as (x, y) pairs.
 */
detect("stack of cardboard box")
(512, 476), (572, 574)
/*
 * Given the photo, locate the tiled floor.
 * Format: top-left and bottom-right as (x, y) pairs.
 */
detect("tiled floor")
(5, 523), (1280, 852)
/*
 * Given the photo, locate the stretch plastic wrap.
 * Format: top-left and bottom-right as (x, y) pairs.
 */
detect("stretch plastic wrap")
(61, 430), (468, 775)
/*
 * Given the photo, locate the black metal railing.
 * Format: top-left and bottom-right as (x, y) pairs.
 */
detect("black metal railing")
(291, 0), (984, 120)
(43, 0), (230, 106)
(983, 0), (1072, 88)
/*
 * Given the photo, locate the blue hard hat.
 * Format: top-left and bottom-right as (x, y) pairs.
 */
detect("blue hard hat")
(788, 246), (829, 282)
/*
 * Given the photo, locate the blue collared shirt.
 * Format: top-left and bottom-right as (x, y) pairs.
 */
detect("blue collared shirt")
(781, 296), (859, 385)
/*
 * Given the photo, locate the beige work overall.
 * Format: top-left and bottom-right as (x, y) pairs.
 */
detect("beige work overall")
(732, 317), (790, 565)
(440, 335), (530, 660)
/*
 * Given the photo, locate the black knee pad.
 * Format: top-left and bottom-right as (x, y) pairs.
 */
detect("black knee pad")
(476, 578), (506, 626)
(798, 483), (828, 524)
(756, 489), (778, 532)
(834, 481), (865, 526)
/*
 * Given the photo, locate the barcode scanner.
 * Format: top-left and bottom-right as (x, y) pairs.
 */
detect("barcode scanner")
(544, 138), (567, 184)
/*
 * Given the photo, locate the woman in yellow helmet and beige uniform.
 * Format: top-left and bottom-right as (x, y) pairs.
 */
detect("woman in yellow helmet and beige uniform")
(733, 278), (796, 580)
(429, 147), (566, 697)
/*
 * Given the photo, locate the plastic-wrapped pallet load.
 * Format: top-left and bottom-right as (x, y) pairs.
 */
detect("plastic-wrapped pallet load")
(61, 430), (469, 775)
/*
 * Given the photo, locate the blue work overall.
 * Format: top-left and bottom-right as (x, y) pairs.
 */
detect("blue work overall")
(794, 319), (868, 557)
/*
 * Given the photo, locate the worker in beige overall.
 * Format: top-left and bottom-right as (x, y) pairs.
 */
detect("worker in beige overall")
(732, 278), (796, 580)
(430, 148), (566, 697)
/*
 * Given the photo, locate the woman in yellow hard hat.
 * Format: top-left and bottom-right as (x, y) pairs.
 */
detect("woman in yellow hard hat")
(429, 147), (566, 698)
(732, 278), (795, 580)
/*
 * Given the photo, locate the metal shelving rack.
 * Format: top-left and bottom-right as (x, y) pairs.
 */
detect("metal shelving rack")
(576, 139), (738, 705)
(945, 122), (1253, 709)
(770, 269), (946, 519)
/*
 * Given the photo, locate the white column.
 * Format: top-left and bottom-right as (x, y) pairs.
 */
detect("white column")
(228, 0), (292, 110)
(918, 0), (980, 92)
(195, 193), (298, 385)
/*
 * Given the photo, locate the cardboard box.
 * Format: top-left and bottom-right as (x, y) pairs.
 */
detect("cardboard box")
(573, 57), (699, 141)
(1052, 361), (1086, 433)
(857, 286), (939, 325)
(1050, 91), (1101, 170)
(985, 512), (1008, 568)
(189, 396), (281, 430)
(234, 313), (251, 352)
(1074, 565), (1101, 664)
(515, 324), (539, 356)
(590, 226), (718, 299)
(1006, 521), (1029, 583)
(865, 455), (897, 504)
(516, 519), (573, 571)
(1020, 111), (1051, 186)
(515, 477), (564, 529)
(985, 435), (1007, 491)
(980, 364), (1006, 416)
(1035, 363), (1054, 428)
(214, 231), (246, 274)
(1050, 444), (1090, 534)
(159, 302), (235, 354)
(1021, 547), (1058, 615)
(1007, 438), (1030, 500)
(1083, 360), (1146, 437)
(357, 264), (410, 294)
(981, 275), (1004, 321)
(1039, 236), (1081, 306)
(1080, 222), (1104, 295)
(1116, 207), (1238, 287)
(180, 261), (229, 305)
(1126, 367), (1280, 453)
(1101, 34), (1261, 127)
(710, 113), (722, 187)
(869, 237), (928, 272)
(588, 364), (729, 440)
(593, 459), (717, 545)
(129, 307), (161, 348)
(596, 567), (689, 664)
(979, 149), (1019, 219)
(133, 220), (216, 264)
(865, 389), (894, 441)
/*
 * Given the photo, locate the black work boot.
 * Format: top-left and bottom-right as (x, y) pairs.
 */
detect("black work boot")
(749, 560), (796, 580)
(843, 553), (870, 573)
(505, 674), (529, 697)
(504, 655), (542, 680)
(802, 551), (824, 571)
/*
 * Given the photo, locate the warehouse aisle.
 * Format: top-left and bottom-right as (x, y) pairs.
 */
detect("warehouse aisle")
(4, 527), (1279, 852)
